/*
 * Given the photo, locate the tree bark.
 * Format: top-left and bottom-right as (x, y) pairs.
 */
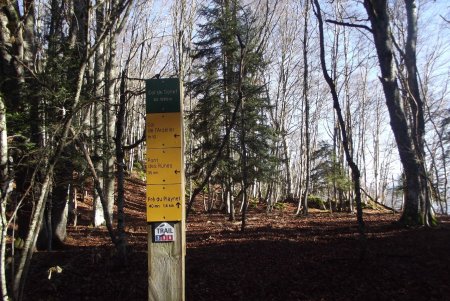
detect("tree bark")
(51, 177), (70, 248)
(403, 0), (432, 225)
(362, 0), (432, 226)
(0, 96), (11, 300)
(300, 0), (311, 216)
(114, 70), (129, 261)
(238, 40), (249, 232)
(93, 2), (106, 227)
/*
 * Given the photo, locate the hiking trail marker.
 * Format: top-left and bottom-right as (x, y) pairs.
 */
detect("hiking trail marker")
(146, 78), (185, 301)
(153, 222), (175, 242)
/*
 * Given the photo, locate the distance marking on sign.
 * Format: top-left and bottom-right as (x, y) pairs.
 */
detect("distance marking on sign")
(146, 113), (181, 148)
(146, 184), (182, 222)
(147, 148), (182, 185)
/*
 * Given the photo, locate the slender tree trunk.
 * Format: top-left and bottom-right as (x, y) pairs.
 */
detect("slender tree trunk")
(238, 38), (249, 232)
(104, 20), (119, 224)
(313, 0), (366, 257)
(0, 204), (7, 301)
(342, 20), (354, 212)
(14, 168), (52, 300)
(93, 2), (106, 227)
(281, 133), (292, 200)
(300, 0), (310, 216)
(114, 70), (128, 261)
(77, 136), (118, 246)
(228, 181), (235, 221)
(0, 97), (11, 301)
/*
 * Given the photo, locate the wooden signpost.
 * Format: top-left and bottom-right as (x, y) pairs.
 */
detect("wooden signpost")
(146, 78), (185, 301)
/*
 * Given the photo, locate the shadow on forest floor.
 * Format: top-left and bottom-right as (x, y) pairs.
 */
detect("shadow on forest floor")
(22, 184), (450, 301)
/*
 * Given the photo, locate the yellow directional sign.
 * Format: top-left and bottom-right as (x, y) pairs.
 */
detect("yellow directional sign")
(147, 148), (182, 185)
(146, 110), (183, 221)
(146, 184), (182, 222)
(146, 113), (182, 148)
(146, 78), (185, 300)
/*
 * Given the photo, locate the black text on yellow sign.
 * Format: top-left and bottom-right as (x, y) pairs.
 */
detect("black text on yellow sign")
(146, 184), (182, 222)
(146, 112), (183, 222)
(147, 148), (182, 185)
(146, 113), (182, 148)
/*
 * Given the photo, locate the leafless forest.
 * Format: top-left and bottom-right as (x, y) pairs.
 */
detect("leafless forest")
(0, 1), (449, 300)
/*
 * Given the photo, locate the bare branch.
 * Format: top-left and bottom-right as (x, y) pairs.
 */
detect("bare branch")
(325, 19), (373, 33)
(440, 15), (450, 24)
(123, 132), (145, 150)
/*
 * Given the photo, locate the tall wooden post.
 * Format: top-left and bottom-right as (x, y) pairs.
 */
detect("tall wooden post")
(146, 78), (185, 301)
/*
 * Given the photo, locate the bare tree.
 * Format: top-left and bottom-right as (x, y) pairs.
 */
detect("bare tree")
(0, 97), (12, 301)
(363, 0), (435, 226)
(313, 0), (366, 256)
(299, 0), (311, 215)
(0, 1), (133, 299)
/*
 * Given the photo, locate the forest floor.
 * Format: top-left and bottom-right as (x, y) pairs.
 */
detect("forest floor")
(23, 176), (450, 301)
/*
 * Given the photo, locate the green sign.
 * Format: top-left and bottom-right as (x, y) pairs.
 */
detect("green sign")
(146, 78), (181, 113)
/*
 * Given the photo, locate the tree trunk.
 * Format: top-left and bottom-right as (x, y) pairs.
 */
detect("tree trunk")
(14, 170), (52, 300)
(313, 0), (366, 257)
(300, 0), (311, 216)
(36, 189), (52, 251)
(51, 180), (70, 248)
(114, 70), (129, 262)
(93, 2), (106, 227)
(0, 96), (11, 301)
(363, 0), (433, 226)
(104, 22), (119, 225)
(237, 31), (249, 232)
(403, 0), (434, 225)
(7, 1), (130, 298)
(281, 133), (292, 200)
